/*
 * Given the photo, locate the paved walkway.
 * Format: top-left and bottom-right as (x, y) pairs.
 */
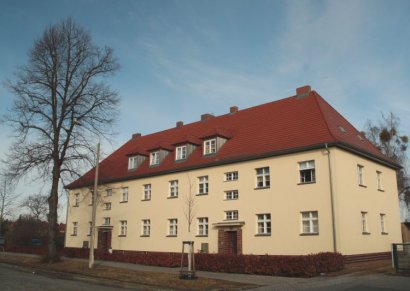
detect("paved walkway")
(4, 252), (410, 290)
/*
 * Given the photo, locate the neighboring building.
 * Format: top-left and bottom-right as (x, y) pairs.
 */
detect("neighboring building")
(66, 86), (402, 256)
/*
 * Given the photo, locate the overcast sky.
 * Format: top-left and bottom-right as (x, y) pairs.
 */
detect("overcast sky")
(1, 0), (409, 219)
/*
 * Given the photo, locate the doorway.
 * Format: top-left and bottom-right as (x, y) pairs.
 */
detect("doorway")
(97, 228), (112, 252)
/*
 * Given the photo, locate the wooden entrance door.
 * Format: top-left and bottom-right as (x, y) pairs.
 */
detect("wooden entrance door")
(97, 229), (112, 252)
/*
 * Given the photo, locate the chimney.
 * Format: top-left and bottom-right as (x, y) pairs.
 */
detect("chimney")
(201, 113), (214, 122)
(230, 106), (238, 114)
(296, 85), (311, 99)
(132, 133), (141, 139)
(176, 121), (184, 128)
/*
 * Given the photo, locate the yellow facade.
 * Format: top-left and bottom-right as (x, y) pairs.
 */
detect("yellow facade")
(65, 146), (402, 255)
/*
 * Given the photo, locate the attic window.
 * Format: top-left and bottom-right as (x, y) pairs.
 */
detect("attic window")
(203, 139), (217, 155)
(128, 156), (138, 170)
(150, 151), (160, 165)
(338, 126), (347, 133)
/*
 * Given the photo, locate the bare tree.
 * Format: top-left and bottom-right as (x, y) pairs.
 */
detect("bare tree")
(3, 18), (119, 262)
(0, 173), (18, 235)
(20, 194), (49, 221)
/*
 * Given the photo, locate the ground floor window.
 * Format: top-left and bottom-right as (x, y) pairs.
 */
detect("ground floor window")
(301, 211), (318, 234)
(256, 213), (271, 235)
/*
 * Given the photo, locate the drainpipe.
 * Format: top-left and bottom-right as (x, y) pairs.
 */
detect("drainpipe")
(325, 143), (337, 253)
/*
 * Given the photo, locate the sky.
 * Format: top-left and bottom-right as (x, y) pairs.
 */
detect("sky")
(0, 0), (409, 220)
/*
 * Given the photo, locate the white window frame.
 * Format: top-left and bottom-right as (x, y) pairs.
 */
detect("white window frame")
(150, 151), (160, 166)
(106, 188), (113, 197)
(225, 190), (239, 200)
(121, 187), (128, 202)
(361, 212), (369, 233)
(225, 171), (238, 181)
(143, 184), (151, 200)
(301, 211), (319, 234)
(257, 214), (271, 235)
(357, 165), (365, 186)
(120, 220), (127, 236)
(256, 167), (270, 188)
(72, 222), (78, 236)
(103, 217), (111, 225)
(380, 213), (387, 234)
(197, 217), (208, 236)
(225, 210), (238, 220)
(176, 145), (187, 160)
(376, 171), (383, 191)
(128, 156), (138, 170)
(142, 219), (151, 236)
(198, 176), (209, 195)
(74, 193), (80, 207)
(299, 160), (316, 183)
(169, 180), (179, 198)
(104, 202), (112, 210)
(168, 218), (178, 236)
(203, 138), (217, 155)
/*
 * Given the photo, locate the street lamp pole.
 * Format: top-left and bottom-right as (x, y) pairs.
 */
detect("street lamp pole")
(89, 142), (100, 269)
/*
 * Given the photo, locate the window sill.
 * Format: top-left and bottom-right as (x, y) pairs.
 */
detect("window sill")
(297, 181), (316, 185)
(118, 235), (127, 237)
(358, 184), (367, 188)
(224, 219), (238, 222)
(140, 235), (150, 237)
(196, 193), (208, 196)
(224, 180), (238, 182)
(166, 235), (177, 237)
(378, 189), (385, 192)
(255, 233), (271, 237)
(362, 232), (371, 235)
(196, 235), (208, 238)
(381, 232), (389, 235)
(167, 196), (178, 199)
(119, 201), (128, 203)
(300, 233), (319, 236)
(104, 209), (111, 211)
(141, 199), (151, 202)
(254, 186), (270, 190)
(224, 199), (239, 201)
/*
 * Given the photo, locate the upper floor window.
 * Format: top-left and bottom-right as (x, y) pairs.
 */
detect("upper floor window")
(361, 212), (369, 234)
(301, 211), (319, 234)
(225, 190), (238, 200)
(203, 138), (217, 155)
(376, 171), (383, 191)
(88, 221), (92, 236)
(120, 220), (127, 236)
(121, 187), (128, 202)
(225, 210), (238, 220)
(143, 184), (151, 200)
(142, 219), (150, 236)
(380, 213), (387, 234)
(225, 171), (238, 181)
(150, 151), (160, 166)
(72, 222), (78, 236)
(169, 180), (179, 198)
(176, 145), (187, 161)
(299, 160), (315, 183)
(256, 167), (270, 188)
(197, 217), (208, 236)
(128, 156), (138, 170)
(168, 218), (178, 236)
(106, 189), (113, 197)
(103, 217), (111, 225)
(198, 176), (209, 195)
(74, 193), (80, 207)
(104, 202), (112, 210)
(357, 165), (365, 186)
(257, 214), (271, 235)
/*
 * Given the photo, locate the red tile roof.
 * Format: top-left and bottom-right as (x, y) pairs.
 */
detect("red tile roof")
(67, 87), (398, 189)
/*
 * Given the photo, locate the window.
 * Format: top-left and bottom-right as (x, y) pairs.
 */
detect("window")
(121, 187), (128, 202)
(72, 222), (78, 236)
(142, 219), (150, 236)
(256, 167), (270, 188)
(225, 210), (238, 220)
(168, 219), (178, 236)
(225, 171), (238, 181)
(257, 214), (271, 235)
(198, 176), (208, 195)
(150, 151), (160, 166)
(299, 160), (316, 183)
(225, 190), (239, 200)
(380, 214), (387, 234)
(176, 145), (187, 160)
(203, 139), (217, 155)
(74, 193), (80, 207)
(169, 180), (179, 198)
(143, 184), (151, 200)
(357, 165), (365, 186)
(377, 171), (383, 191)
(197, 217), (208, 236)
(120, 220), (127, 236)
(106, 189), (113, 197)
(103, 217), (111, 225)
(104, 202), (112, 210)
(361, 212), (369, 234)
(301, 211), (319, 234)
(89, 191), (94, 206)
(88, 221), (92, 236)
(128, 156), (138, 170)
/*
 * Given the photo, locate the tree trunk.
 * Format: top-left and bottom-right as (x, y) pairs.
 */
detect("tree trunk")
(47, 163), (60, 262)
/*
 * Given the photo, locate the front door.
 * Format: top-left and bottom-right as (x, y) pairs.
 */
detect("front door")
(97, 229), (112, 252)
(218, 228), (242, 255)
(227, 231), (238, 255)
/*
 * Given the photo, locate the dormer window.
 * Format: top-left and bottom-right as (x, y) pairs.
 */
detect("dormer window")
(150, 151), (160, 166)
(176, 145), (187, 161)
(128, 156), (138, 170)
(127, 154), (147, 171)
(203, 138), (217, 155)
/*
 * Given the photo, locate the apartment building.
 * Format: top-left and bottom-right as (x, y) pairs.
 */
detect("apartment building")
(65, 86), (402, 256)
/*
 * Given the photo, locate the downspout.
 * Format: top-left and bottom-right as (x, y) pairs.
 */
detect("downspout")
(325, 143), (337, 253)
